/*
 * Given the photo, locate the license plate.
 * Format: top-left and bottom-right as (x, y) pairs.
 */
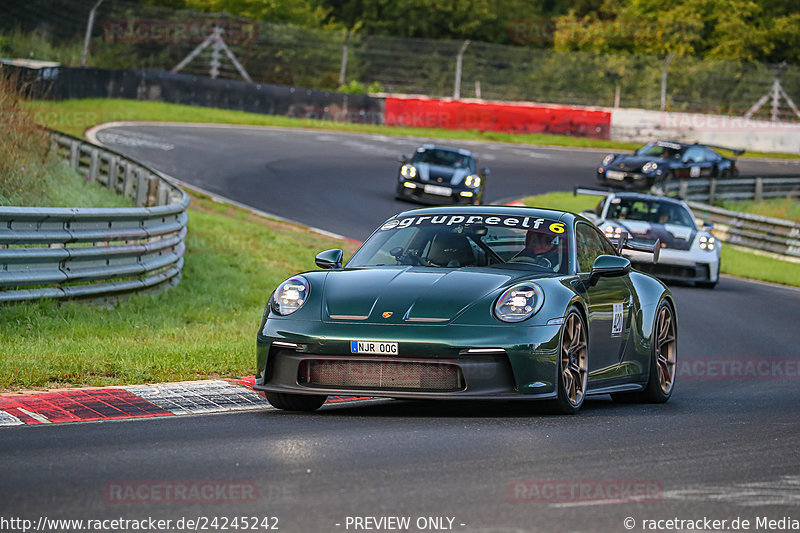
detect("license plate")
(350, 341), (399, 355)
(423, 184), (452, 196)
(606, 170), (625, 180)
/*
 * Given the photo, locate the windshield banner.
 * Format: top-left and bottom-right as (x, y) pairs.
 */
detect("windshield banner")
(381, 214), (565, 234)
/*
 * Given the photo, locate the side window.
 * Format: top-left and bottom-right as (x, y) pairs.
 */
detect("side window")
(576, 223), (607, 273)
(704, 148), (721, 161)
(595, 227), (617, 255)
(683, 146), (705, 163)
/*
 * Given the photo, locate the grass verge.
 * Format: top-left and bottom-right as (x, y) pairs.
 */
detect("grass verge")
(25, 98), (800, 160)
(0, 191), (360, 391)
(1, 77), (132, 207)
(523, 192), (800, 288)
(718, 197), (800, 224)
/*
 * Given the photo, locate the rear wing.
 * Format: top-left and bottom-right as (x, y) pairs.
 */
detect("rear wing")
(573, 186), (613, 197)
(700, 143), (746, 156)
(609, 233), (661, 264)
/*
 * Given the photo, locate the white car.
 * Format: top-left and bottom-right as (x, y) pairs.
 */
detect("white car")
(577, 189), (721, 288)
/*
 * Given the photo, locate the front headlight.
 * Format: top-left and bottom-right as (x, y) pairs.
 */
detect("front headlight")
(602, 154), (614, 166)
(465, 174), (481, 188)
(494, 283), (545, 323)
(604, 224), (623, 239)
(642, 161), (658, 173)
(699, 235), (716, 251)
(400, 164), (417, 178)
(271, 276), (310, 316)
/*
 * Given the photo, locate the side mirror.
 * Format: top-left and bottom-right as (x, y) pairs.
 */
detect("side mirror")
(397, 155), (409, 163)
(315, 249), (343, 270)
(589, 255), (631, 286)
(703, 221), (714, 231)
(481, 167), (491, 176)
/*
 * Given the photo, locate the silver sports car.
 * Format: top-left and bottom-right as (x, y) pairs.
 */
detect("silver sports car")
(578, 189), (721, 288)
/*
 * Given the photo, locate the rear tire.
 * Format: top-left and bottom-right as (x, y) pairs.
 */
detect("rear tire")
(546, 307), (589, 415)
(266, 392), (327, 412)
(611, 299), (676, 404)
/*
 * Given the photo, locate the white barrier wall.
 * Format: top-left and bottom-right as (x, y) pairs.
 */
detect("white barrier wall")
(610, 108), (800, 154)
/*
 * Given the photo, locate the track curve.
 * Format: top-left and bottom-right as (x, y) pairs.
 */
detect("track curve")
(2, 124), (798, 532)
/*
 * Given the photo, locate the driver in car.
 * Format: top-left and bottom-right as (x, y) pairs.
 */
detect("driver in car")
(512, 229), (561, 271)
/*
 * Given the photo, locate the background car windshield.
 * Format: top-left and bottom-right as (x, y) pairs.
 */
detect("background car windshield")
(348, 223), (568, 274)
(607, 199), (696, 228)
(412, 149), (473, 170)
(635, 143), (680, 159)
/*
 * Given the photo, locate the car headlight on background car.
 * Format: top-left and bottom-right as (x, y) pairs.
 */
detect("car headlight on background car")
(494, 283), (545, 323)
(400, 164), (417, 178)
(699, 235), (716, 251)
(465, 174), (481, 188)
(271, 276), (310, 316)
(602, 154), (614, 166)
(642, 161), (658, 173)
(604, 224), (623, 239)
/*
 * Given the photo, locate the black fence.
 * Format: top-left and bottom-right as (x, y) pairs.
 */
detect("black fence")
(6, 65), (385, 124)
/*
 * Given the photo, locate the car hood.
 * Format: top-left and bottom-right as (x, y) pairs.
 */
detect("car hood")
(613, 220), (695, 251)
(609, 155), (668, 171)
(415, 163), (470, 185)
(321, 267), (517, 324)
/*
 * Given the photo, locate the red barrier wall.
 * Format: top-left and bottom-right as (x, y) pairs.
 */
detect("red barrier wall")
(384, 97), (611, 139)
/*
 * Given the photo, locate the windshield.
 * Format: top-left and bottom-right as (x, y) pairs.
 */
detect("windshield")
(411, 149), (474, 170)
(607, 198), (696, 228)
(635, 142), (681, 159)
(348, 213), (569, 274)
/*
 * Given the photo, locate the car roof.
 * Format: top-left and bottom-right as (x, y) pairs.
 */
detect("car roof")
(392, 204), (576, 223)
(418, 144), (473, 157)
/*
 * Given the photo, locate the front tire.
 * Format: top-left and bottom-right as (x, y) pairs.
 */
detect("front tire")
(546, 307), (589, 415)
(612, 299), (676, 404)
(266, 392), (327, 412)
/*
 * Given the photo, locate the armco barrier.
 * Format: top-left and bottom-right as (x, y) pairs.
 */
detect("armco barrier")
(666, 176), (800, 203)
(0, 132), (189, 302)
(385, 97), (611, 139)
(687, 202), (800, 259)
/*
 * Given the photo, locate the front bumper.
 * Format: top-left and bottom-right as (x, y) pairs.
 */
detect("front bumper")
(625, 249), (719, 283)
(396, 180), (481, 205)
(596, 169), (654, 190)
(255, 320), (562, 400)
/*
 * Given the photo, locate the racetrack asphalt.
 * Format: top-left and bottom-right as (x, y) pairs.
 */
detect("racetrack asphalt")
(1, 124), (798, 532)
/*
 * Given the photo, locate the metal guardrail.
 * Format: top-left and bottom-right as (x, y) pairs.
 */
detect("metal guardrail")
(665, 175), (800, 203)
(688, 202), (800, 259)
(0, 132), (189, 302)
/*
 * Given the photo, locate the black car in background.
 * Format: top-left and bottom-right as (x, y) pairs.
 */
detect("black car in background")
(396, 145), (489, 205)
(597, 141), (743, 190)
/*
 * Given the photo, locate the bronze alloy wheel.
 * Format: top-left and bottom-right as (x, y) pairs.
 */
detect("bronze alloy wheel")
(561, 311), (589, 407)
(655, 304), (677, 395)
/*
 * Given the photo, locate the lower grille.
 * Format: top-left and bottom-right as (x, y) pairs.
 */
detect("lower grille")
(634, 262), (708, 280)
(298, 359), (464, 391)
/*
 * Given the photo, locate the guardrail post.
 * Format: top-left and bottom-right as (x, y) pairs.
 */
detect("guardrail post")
(123, 162), (134, 198)
(708, 179), (717, 204)
(755, 177), (763, 202)
(108, 155), (119, 190)
(679, 180), (688, 199)
(135, 170), (148, 207)
(89, 149), (99, 183)
(69, 140), (79, 169)
(147, 176), (160, 207)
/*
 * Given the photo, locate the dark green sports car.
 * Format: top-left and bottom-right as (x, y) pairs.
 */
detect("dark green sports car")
(255, 205), (677, 414)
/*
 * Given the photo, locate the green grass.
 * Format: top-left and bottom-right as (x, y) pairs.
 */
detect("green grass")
(521, 192), (800, 287)
(25, 98), (800, 160)
(0, 192), (360, 391)
(719, 197), (800, 223)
